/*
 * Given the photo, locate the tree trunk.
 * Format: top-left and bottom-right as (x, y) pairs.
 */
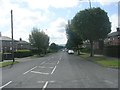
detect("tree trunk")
(90, 40), (94, 57)
(77, 45), (80, 55)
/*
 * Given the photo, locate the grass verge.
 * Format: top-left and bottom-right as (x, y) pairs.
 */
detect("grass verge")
(0, 61), (19, 68)
(80, 52), (120, 69)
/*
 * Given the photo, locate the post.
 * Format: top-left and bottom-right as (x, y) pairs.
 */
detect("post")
(11, 10), (15, 62)
(88, 0), (91, 8)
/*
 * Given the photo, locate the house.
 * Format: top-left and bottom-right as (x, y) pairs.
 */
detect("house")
(104, 28), (120, 46)
(0, 32), (31, 53)
(17, 38), (31, 50)
(0, 35), (18, 53)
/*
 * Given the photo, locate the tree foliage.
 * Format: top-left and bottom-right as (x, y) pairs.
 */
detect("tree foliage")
(49, 43), (58, 51)
(71, 7), (111, 56)
(66, 20), (83, 54)
(29, 28), (49, 54)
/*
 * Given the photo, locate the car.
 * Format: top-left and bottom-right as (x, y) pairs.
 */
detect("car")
(68, 50), (74, 54)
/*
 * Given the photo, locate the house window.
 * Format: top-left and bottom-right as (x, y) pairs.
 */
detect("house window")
(113, 37), (114, 40)
(118, 36), (120, 39)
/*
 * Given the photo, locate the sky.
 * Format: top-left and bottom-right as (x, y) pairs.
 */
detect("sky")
(0, 0), (119, 45)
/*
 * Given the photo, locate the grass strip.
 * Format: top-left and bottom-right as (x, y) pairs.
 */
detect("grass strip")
(80, 52), (120, 69)
(0, 61), (19, 68)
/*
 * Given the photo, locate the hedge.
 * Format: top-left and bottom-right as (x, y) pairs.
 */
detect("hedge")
(104, 45), (120, 58)
(14, 50), (33, 58)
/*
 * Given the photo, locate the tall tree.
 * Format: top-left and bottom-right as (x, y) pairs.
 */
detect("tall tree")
(29, 28), (49, 55)
(66, 20), (83, 54)
(72, 7), (111, 57)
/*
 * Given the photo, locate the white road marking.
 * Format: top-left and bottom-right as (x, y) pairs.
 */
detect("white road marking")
(37, 81), (45, 83)
(51, 57), (54, 58)
(38, 66), (53, 69)
(49, 81), (55, 83)
(45, 63), (55, 65)
(104, 80), (114, 85)
(40, 61), (46, 65)
(31, 71), (49, 75)
(57, 61), (59, 64)
(51, 66), (56, 74)
(0, 81), (12, 89)
(23, 66), (37, 75)
(59, 58), (61, 60)
(42, 81), (48, 90)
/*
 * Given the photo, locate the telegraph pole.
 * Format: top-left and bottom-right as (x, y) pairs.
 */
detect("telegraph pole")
(11, 10), (15, 62)
(88, 0), (91, 8)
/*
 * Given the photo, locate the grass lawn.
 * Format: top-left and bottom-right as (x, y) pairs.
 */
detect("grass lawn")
(0, 61), (19, 68)
(80, 52), (120, 69)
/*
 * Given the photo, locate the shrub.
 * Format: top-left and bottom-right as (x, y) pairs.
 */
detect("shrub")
(104, 45), (120, 58)
(81, 48), (90, 53)
(15, 50), (32, 58)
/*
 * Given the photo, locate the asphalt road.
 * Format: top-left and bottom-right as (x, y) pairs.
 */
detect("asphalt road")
(1, 51), (118, 89)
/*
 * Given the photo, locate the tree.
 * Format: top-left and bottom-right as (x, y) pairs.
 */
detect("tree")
(29, 28), (49, 55)
(66, 20), (83, 55)
(72, 7), (111, 57)
(49, 43), (58, 52)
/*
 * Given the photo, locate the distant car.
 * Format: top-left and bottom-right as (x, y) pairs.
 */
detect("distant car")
(68, 50), (74, 54)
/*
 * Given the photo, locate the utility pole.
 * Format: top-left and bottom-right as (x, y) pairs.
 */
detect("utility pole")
(11, 10), (15, 62)
(80, 0), (92, 8)
(88, 0), (91, 8)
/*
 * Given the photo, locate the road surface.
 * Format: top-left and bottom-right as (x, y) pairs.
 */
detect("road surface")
(1, 51), (119, 89)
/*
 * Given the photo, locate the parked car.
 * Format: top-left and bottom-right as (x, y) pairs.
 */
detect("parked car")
(68, 50), (74, 54)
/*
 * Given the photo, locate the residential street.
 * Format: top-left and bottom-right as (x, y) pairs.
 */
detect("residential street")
(1, 51), (118, 89)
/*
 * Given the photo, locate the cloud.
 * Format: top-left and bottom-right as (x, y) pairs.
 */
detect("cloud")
(109, 14), (118, 32)
(45, 18), (67, 44)
(24, 0), (79, 9)
(79, 0), (119, 6)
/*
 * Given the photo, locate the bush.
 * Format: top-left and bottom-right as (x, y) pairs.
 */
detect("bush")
(2, 53), (12, 60)
(81, 48), (90, 53)
(15, 50), (33, 58)
(104, 45), (120, 58)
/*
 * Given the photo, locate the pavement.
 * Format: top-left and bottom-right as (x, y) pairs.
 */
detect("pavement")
(1, 51), (119, 89)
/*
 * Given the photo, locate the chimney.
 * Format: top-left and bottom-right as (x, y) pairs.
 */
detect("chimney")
(0, 32), (1, 37)
(117, 27), (120, 32)
(20, 38), (22, 41)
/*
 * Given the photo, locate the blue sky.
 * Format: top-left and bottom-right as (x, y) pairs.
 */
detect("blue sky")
(0, 0), (119, 44)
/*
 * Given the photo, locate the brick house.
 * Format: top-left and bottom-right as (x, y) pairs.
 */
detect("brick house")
(104, 28), (120, 46)
(0, 33), (31, 53)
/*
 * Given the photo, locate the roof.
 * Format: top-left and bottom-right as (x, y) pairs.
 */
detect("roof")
(17, 40), (29, 44)
(108, 31), (120, 37)
(0, 36), (17, 41)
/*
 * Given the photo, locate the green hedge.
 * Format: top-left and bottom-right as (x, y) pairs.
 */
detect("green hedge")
(104, 45), (120, 58)
(14, 50), (33, 58)
(81, 48), (90, 53)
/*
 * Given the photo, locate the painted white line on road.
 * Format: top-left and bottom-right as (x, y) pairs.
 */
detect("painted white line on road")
(31, 71), (49, 75)
(45, 63), (55, 65)
(51, 66), (56, 74)
(38, 66), (53, 69)
(59, 58), (61, 60)
(40, 61), (46, 65)
(57, 61), (59, 64)
(0, 81), (12, 89)
(104, 80), (114, 85)
(23, 66), (37, 75)
(51, 57), (54, 58)
(42, 81), (48, 90)
(37, 81), (45, 83)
